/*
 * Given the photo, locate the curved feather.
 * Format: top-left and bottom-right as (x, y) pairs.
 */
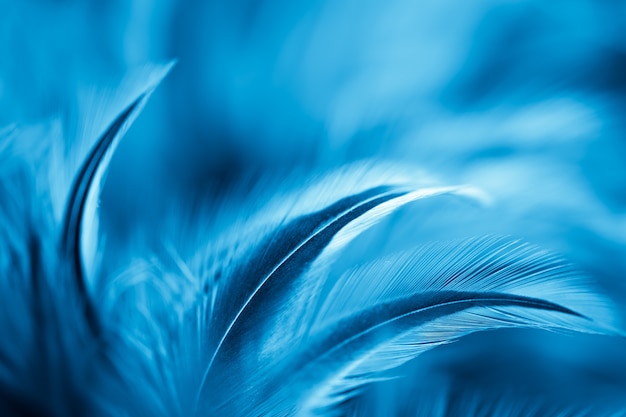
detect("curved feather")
(60, 64), (173, 329)
(218, 236), (616, 416)
(61, 97), (142, 300)
(195, 183), (478, 406)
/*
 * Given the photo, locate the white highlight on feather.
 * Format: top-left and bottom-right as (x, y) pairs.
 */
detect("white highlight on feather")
(327, 185), (489, 254)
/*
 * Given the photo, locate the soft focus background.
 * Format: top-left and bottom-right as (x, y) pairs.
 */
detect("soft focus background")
(2, 0), (626, 414)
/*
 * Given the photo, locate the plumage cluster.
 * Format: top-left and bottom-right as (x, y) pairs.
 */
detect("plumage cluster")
(0, 66), (623, 416)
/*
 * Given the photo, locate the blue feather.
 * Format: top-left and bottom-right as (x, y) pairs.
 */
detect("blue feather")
(209, 237), (616, 415)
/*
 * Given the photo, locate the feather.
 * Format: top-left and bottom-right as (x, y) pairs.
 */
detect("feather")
(0, 65), (173, 416)
(62, 63), (175, 295)
(196, 183), (480, 396)
(210, 236), (617, 416)
(61, 63), (173, 330)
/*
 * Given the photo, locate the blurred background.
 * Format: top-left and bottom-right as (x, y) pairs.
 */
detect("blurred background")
(2, 0), (626, 414)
